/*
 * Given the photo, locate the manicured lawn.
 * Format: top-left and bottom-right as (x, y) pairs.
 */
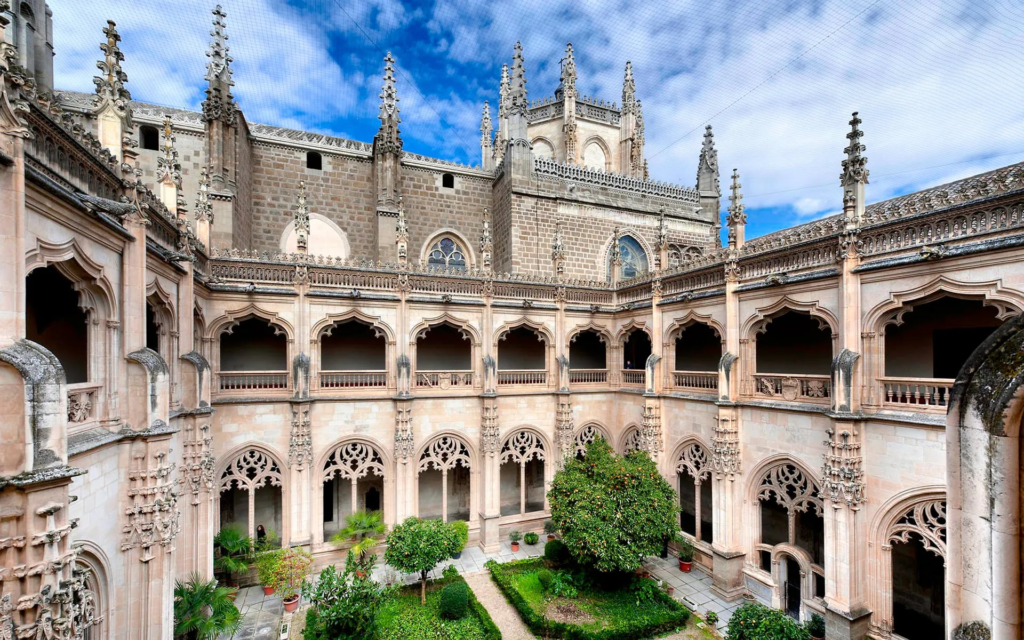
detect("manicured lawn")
(488, 558), (691, 639)
(376, 576), (499, 640)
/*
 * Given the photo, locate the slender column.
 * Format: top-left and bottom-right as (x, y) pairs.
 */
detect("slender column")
(479, 398), (501, 552)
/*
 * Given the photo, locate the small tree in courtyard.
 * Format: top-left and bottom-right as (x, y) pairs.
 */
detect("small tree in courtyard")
(384, 517), (461, 605)
(302, 552), (393, 640)
(548, 439), (678, 573)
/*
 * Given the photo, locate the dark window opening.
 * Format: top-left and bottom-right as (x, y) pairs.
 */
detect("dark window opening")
(679, 473), (696, 536)
(219, 318), (287, 371)
(885, 297), (1003, 379)
(441, 173), (455, 188)
(320, 320), (385, 370)
(700, 479), (713, 543)
(499, 326), (545, 370)
(139, 125), (159, 151)
(759, 500), (789, 547)
(814, 573), (826, 599)
(26, 265), (88, 383)
(569, 330), (606, 369)
(785, 557), (801, 619)
(892, 534), (945, 640)
(417, 323), (471, 370)
(323, 477), (335, 522)
(756, 311), (831, 375)
(760, 550), (773, 573)
(146, 302), (160, 354)
(675, 322), (721, 371)
(795, 509), (824, 565)
(622, 329), (651, 370)
(306, 151), (322, 170)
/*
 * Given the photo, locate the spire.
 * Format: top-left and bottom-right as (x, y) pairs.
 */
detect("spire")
(498, 64), (511, 119)
(195, 168), (213, 223)
(510, 41), (528, 117)
(93, 20), (133, 128)
(557, 43), (577, 100)
(375, 51), (402, 153)
(294, 181), (309, 254)
(561, 43), (578, 164)
(202, 6), (236, 124)
(697, 125), (719, 191)
(727, 168), (746, 249)
(480, 208), (493, 271)
(480, 101), (493, 170)
(621, 61), (636, 115)
(630, 100), (645, 175)
(841, 111), (868, 188)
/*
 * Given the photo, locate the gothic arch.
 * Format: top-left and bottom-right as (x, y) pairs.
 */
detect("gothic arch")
(572, 422), (609, 456)
(615, 319), (653, 345)
(530, 136), (555, 160)
(493, 317), (554, 346)
(566, 321), (613, 345)
(25, 237), (119, 318)
(311, 309), (396, 345)
(316, 436), (391, 482)
(864, 276), (1024, 332)
(145, 278), (177, 322)
(665, 311), (725, 345)
(207, 304), (295, 342)
(418, 228), (477, 269)
(600, 228), (655, 273)
(416, 432), (477, 471)
(279, 212), (350, 258)
(409, 312), (482, 346)
(72, 541), (109, 640)
(619, 423), (643, 454)
(741, 296), (839, 341)
(499, 425), (550, 462)
(746, 455), (823, 515)
(582, 135), (611, 171)
(214, 443), (289, 542)
(669, 435), (713, 480)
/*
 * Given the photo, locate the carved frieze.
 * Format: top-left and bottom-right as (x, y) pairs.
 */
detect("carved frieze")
(288, 405), (312, 469)
(821, 427), (865, 508)
(711, 415), (741, 479)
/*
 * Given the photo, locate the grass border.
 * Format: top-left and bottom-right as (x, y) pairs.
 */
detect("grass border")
(485, 558), (690, 640)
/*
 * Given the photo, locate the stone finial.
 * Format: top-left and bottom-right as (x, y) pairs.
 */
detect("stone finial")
(156, 116), (181, 187)
(375, 51), (402, 152)
(630, 100), (645, 175)
(480, 207), (492, 270)
(841, 111), (869, 187)
(498, 64), (511, 118)
(93, 20), (133, 127)
(552, 218), (566, 275)
(727, 168), (746, 249)
(657, 208), (668, 251)
(621, 61), (636, 115)
(510, 41), (528, 115)
(194, 167), (213, 223)
(557, 42), (576, 100)
(480, 101), (492, 145)
(295, 181), (309, 253)
(202, 5), (236, 123)
(697, 125), (720, 192)
(396, 195), (409, 263)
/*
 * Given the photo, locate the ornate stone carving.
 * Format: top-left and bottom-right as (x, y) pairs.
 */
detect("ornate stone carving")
(555, 399), (574, 463)
(67, 390), (93, 423)
(697, 125), (720, 192)
(500, 430), (545, 465)
(394, 404), (414, 463)
(622, 427), (643, 454)
(122, 451), (181, 560)
(551, 219), (566, 274)
(201, 6), (236, 125)
(675, 442), (711, 481)
(887, 500), (946, 558)
(621, 61), (636, 116)
(294, 180), (309, 254)
(180, 423), (215, 505)
(821, 427), (864, 507)
(480, 101), (492, 153)
(479, 208), (492, 270)
(375, 52), (402, 155)
(711, 415), (741, 478)
(194, 167), (214, 224)
(572, 424), (603, 457)
(756, 463), (823, 515)
(93, 21), (133, 127)
(481, 403), (500, 455)
(841, 111), (869, 188)
(322, 441), (385, 483)
(639, 403), (662, 457)
(418, 436), (471, 472)
(952, 621), (991, 640)
(288, 405), (312, 469)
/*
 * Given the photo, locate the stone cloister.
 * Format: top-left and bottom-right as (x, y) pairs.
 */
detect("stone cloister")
(1, 4), (1023, 640)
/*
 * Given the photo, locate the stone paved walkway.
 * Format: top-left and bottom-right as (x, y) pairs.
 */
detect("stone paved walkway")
(464, 571), (536, 640)
(222, 586), (283, 640)
(644, 555), (740, 634)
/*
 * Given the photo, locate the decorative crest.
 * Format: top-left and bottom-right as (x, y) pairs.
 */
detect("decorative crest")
(558, 43), (577, 99)
(93, 20), (133, 127)
(156, 115), (181, 187)
(295, 181), (309, 253)
(840, 111), (869, 187)
(194, 167), (213, 223)
(621, 61), (636, 115)
(480, 101), (492, 144)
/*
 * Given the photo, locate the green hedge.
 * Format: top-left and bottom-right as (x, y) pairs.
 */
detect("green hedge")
(486, 559), (689, 640)
(466, 578), (502, 640)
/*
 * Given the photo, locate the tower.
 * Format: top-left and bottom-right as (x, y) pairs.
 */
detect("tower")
(697, 125), (721, 243)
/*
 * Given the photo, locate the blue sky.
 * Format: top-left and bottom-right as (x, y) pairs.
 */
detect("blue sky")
(48, 0), (1024, 239)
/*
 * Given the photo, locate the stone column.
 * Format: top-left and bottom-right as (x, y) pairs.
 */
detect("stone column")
(479, 397), (501, 553)
(288, 403), (312, 547)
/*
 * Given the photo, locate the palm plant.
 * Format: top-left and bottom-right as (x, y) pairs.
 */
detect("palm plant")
(213, 526), (253, 586)
(331, 510), (386, 564)
(173, 572), (241, 640)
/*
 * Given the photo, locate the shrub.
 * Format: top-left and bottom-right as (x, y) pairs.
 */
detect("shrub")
(550, 571), (578, 598)
(706, 611), (719, 626)
(272, 548), (312, 600)
(452, 520), (469, 552)
(331, 510), (386, 568)
(439, 580), (469, 620)
(543, 519), (557, 535)
(441, 564), (460, 582)
(805, 613), (826, 637)
(544, 539), (570, 565)
(726, 602), (810, 640)
(255, 548), (282, 587)
(524, 532), (539, 545)
(173, 571), (241, 640)
(509, 530), (522, 544)
(384, 517), (461, 605)
(301, 553), (393, 640)
(537, 569), (553, 591)
(548, 439), (679, 573)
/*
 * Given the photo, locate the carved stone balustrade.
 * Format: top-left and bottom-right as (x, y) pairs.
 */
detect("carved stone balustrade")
(670, 370), (718, 393)
(497, 370), (547, 386)
(318, 371), (388, 390)
(568, 369), (608, 385)
(752, 373), (831, 404)
(879, 377), (954, 412)
(415, 370), (475, 391)
(621, 370), (645, 387)
(217, 371), (290, 392)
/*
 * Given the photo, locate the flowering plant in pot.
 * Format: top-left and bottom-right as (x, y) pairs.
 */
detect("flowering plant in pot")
(524, 531), (539, 545)
(676, 535), (695, 572)
(509, 530), (522, 552)
(543, 519), (557, 541)
(272, 548), (312, 613)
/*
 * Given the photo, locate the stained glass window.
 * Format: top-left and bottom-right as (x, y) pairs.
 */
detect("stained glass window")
(427, 237), (467, 270)
(609, 235), (649, 279)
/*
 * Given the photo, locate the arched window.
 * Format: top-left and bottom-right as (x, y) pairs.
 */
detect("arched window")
(888, 501), (946, 640)
(497, 326), (547, 385)
(569, 329), (607, 384)
(26, 265), (88, 383)
(418, 436), (471, 522)
(583, 140), (607, 170)
(321, 441), (385, 539)
(218, 317), (288, 391)
(427, 236), (467, 270)
(219, 449), (284, 542)
(572, 424), (606, 459)
(622, 328), (651, 370)
(609, 235), (649, 280)
(415, 322), (472, 387)
(306, 151), (322, 170)
(676, 442), (712, 543)
(441, 173), (455, 188)
(499, 430), (546, 516)
(139, 125), (159, 151)
(532, 139), (554, 160)
(320, 319), (387, 388)
(621, 426), (643, 454)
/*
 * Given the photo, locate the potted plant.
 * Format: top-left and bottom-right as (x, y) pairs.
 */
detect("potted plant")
(331, 510), (385, 576)
(173, 571), (241, 639)
(255, 548), (282, 596)
(543, 519), (557, 541)
(509, 530), (522, 552)
(705, 611), (719, 627)
(213, 526), (253, 593)
(451, 520), (469, 559)
(273, 548), (312, 613)
(661, 580), (674, 596)
(676, 535), (695, 573)
(806, 613), (826, 640)
(524, 531), (539, 545)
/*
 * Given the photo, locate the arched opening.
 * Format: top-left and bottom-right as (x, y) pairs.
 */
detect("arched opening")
(320, 319), (387, 388)
(426, 236), (468, 271)
(622, 328), (651, 372)
(892, 535), (945, 639)
(139, 125), (159, 151)
(532, 139), (554, 161)
(218, 449), (284, 543)
(74, 551), (106, 640)
(609, 235), (649, 280)
(754, 311), (832, 402)
(306, 151), (322, 170)
(621, 426), (642, 454)
(441, 173), (455, 188)
(218, 317), (288, 391)
(418, 436), (471, 522)
(782, 555), (802, 620)
(321, 441), (385, 540)
(676, 442), (712, 543)
(673, 322), (721, 391)
(569, 330), (607, 384)
(498, 326), (546, 385)
(882, 297), (1004, 408)
(583, 140), (607, 171)
(26, 265), (88, 383)
(572, 424), (605, 459)
(145, 302), (161, 354)
(415, 323), (472, 388)
(499, 431), (546, 516)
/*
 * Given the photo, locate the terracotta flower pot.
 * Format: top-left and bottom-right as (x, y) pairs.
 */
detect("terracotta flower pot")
(262, 586), (275, 596)
(227, 590), (238, 602)
(679, 560), (692, 573)
(547, 534), (555, 542)
(283, 595), (300, 613)
(666, 586), (675, 595)
(511, 542), (519, 552)
(811, 636), (824, 640)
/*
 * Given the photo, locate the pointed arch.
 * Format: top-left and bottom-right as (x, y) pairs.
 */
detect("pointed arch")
(864, 276), (1024, 332)
(25, 237), (119, 317)
(311, 309), (396, 345)
(409, 312), (481, 346)
(573, 422), (610, 457)
(616, 319), (653, 345)
(746, 454), (823, 514)
(665, 311), (725, 345)
(582, 135), (611, 171)
(619, 423), (643, 454)
(669, 434), (714, 477)
(419, 228), (477, 269)
(416, 432), (477, 471)
(493, 316), (554, 346)
(566, 321), (613, 345)
(214, 443), (289, 542)
(207, 304), (295, 342)
(741, 296), (839, 340)
(145, 278), (177, 321)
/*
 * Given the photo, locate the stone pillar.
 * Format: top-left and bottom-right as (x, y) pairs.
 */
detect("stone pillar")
(393, 400), (415, 525)
(288, 403), (312, 547)
(178, 419), (215, 579)
(479, 398), (501, 553)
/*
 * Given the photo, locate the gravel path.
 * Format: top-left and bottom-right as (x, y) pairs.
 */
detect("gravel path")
(464, 572), (537, 640)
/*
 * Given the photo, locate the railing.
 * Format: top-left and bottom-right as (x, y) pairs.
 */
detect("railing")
(880, 377), (955, 411)
(497, 370), (547, 386)
(415, 371), (475, 390)
(67, 382), (102, 425)
(671, 371), (718, 393)
(752, 374), (831, 403)
(569, 369), (608, 384)
(218, 371), (290, 392)
(621, 370), (645, 386)
(319, 371), (387, 389)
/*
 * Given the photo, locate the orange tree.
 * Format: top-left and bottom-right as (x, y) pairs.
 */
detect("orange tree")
(547, 439), (678, 573)
(384, 517), (461, 604)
